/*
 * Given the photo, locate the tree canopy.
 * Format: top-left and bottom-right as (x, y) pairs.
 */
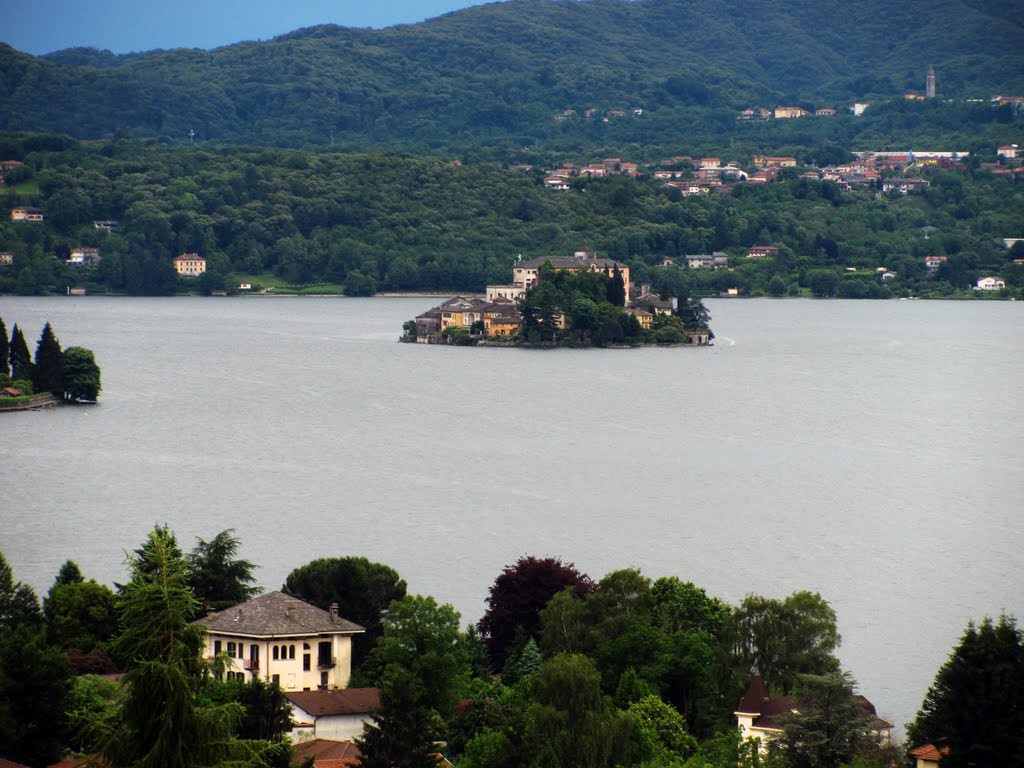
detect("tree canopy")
(478, 555), (595, 670)
(905, 614), (1024, 768)
(186, 529), (261, 614)
(282, 556), (407, 668)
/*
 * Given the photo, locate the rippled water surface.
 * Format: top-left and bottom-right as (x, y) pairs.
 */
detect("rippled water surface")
(3, 295), (1021, 735)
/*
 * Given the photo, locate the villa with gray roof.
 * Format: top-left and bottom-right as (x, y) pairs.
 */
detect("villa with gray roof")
(193, 591), (364, 692)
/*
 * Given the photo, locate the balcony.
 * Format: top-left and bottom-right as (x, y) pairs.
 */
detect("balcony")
(317, 656), (336, 669)
(242, 658), (259, 671)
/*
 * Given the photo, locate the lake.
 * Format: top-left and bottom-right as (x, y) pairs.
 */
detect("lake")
(2, 294), (1021, 736)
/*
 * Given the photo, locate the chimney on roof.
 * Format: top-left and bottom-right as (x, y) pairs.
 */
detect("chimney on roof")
(234, 609), (242, 622)
(286, 606), (295, 621)
(330, 602), (339, 623)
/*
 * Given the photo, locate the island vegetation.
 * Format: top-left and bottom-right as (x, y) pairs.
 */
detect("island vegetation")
(403, 256), (714, 347)
(0, 316), (101, 408)
(1, 527), (1020, 768)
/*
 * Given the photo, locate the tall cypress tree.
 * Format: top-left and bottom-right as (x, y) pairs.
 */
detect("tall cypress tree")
(34, 321), (63, 394)
(9, 324), (32, 383)
(0, 318), (9, 378)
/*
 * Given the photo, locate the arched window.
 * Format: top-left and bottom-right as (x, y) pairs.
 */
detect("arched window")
(289, 645), (295, 659)
(272, 646), (279, 660)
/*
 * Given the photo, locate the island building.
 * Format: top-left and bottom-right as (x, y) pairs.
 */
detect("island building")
(507, 250), (631, 302)
(173, 252), (207, 276)
(926, 65), (936, 98)
(192, 591), (364, 692)
(0, 253), (12, 266)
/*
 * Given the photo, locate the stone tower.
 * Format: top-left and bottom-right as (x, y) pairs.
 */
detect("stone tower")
(926, 66), (936, 98)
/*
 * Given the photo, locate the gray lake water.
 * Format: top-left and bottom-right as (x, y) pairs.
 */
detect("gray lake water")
(2, 295), (1021, 736)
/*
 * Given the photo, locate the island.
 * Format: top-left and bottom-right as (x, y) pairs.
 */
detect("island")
(402, 250), (713, 347)
(0, 318), (102, 411)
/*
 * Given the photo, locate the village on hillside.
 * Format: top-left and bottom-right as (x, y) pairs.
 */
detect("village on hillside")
(404, 249), (713, 347)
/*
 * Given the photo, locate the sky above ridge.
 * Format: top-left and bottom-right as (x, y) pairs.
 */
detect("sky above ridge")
(0, 0), (492, 56)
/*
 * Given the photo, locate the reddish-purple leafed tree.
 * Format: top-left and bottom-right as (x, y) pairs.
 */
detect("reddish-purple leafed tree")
(478, 556), (594, 670)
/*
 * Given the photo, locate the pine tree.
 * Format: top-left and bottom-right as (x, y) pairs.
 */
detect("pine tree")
(0, 318), (9, 378)
(9, 324), (33, 382)
(356, 667), (437, 768)
(96, 527), (281, 768)
(905, 615), (1024, 767)
(33, 321), (63, 394)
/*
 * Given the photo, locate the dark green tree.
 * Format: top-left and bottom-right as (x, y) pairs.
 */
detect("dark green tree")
(9, 323), (33, 382)
(607, 267), (626, 306)
(61, 346), (101, 402)
(54, 559), (85, 586)
(365, 594), (472, 719)
(776, 672), (877, 768)
(207, 676), (293, 768)
(282, 556), (406, 668)
(905, 615), (1024, 768)
(44, 578), (118, 652)
(0, 317), (8, 377)
(0, 552), (71, 767)
(356, 666), (437, 768)
(187, 529), (261, 614)
(524, 653), (637, 768)
(92, 527), (281, 768)
(33, 320), (63, 394)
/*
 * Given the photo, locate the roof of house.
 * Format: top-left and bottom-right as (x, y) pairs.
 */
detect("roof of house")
(173, 253), (205, 261)
(290, 739), (361, 767)
(287, 687), (381, 717)
(1, 759), (32, 768)
(516, 255), (627, 270)
(736, 676), (892, 732)
(909, 743), (949, 761)
(193, 591), (364, 636)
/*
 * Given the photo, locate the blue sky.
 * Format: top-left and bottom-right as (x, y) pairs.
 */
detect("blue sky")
(0, 0), (493, 55)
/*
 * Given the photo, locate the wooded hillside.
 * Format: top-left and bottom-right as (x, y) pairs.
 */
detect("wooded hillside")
(1, 0), (1022, 148)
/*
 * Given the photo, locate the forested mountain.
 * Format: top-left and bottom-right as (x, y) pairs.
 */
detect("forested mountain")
(1, 0), (1022, 148)
(2, 135), (1021, 298)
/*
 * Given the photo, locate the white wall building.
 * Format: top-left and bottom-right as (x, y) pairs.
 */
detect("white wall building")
(193, 591), (364, 692)
(287, 688), (381, 743)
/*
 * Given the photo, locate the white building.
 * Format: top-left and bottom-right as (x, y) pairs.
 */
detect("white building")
(975, 276), (1006, 291)
(287, 688), (381, 743)
(193, 591), (364, 692)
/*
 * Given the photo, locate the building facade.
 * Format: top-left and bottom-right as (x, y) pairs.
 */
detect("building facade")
(193, 591), (364, 692)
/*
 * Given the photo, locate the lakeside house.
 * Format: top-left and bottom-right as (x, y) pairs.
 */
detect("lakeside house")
(0, 253), (12, 266)
(975, 276), (1005, 291)
(747, 245), (780, 259)
(192, 591), (364, 692)
(735, 676), (892, 755)
(10, 206), (43, 222)
(67, 247), (101, 266)
(173, 253), (206, 276)
(909, 744), (949, 768)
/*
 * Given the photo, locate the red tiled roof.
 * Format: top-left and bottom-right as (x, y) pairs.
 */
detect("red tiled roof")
(909, 743), (949, 761)
(287, 687), (381, 716)
(1, 759), (32, 768)
(291, 739), (361, 767)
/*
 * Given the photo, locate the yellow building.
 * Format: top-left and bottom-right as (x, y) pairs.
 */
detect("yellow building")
(485, 316), (521, 337)
(10, 206), (43, 221)
(774, 106), (809, 119)
(623, 307), (654, 330)
(173, 253), (207, 276)
(193, 592), (364, 692)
